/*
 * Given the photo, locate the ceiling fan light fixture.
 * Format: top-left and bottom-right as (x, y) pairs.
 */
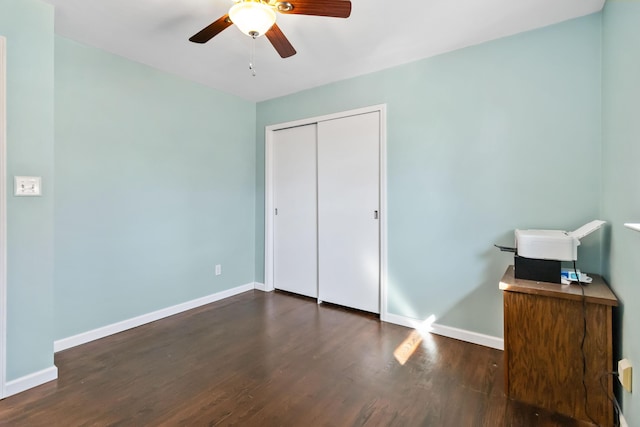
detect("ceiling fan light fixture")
(229, 1), (277, 38)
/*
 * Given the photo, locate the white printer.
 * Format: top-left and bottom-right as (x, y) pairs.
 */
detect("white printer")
(498, 220), (606, 283)
(515, 220), (606, 262)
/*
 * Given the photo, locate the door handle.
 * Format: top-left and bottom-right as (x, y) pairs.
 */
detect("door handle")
(374, 210), (379, 219)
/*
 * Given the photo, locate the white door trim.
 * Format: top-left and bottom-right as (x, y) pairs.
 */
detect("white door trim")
(0, 36), (8, 398)
(264, 104), (388, 320)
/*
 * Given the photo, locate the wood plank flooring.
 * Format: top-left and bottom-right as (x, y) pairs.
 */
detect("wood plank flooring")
(0, 290), (595, 426)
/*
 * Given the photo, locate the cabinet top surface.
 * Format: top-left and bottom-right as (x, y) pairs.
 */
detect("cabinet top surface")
(499, 265), (618, 306)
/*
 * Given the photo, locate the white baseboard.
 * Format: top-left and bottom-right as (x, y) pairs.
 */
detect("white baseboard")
(430, 323), (504, 350)
(254, 282), (268, 292)
(54, 283), (255, 352)
(384, 312), (427, 329)
(4, 366), (57, 398)
(383, 312), (504, 350)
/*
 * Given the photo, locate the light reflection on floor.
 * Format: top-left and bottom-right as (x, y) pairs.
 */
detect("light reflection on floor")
(393, 330), (423, 365)
(393, 315), (436, 365)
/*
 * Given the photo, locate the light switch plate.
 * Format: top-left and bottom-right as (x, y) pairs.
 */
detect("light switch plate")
(14, 176), (42, 196)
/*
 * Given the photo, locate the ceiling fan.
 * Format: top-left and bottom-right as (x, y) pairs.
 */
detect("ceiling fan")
(189, 0), (352, 58)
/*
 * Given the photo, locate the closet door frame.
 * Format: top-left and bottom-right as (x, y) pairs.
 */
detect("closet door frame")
(264, 104), (388, 320)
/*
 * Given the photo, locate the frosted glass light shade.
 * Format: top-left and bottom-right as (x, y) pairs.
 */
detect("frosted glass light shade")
(229, 2), (276, 37)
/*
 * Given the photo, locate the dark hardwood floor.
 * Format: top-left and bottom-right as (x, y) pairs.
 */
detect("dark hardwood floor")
(0, 290), (594, 426)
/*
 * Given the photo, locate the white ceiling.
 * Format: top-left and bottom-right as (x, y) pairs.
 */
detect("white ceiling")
(43, 0), (604, 102)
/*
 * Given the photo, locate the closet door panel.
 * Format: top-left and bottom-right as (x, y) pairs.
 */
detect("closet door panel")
(317, 112), (380, 313)
(273, 124), (318, 298)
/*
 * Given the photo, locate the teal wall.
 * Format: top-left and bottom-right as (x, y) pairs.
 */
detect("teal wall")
(54, 37), (256, 339)
(0, 0), (55, 380)
(3, 5), (637, 425)
(602, 1), (640, 425)
(255, 15), (603, 337)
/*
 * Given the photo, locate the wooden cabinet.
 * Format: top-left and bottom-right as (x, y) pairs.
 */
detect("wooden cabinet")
(499, 266), (618, 426)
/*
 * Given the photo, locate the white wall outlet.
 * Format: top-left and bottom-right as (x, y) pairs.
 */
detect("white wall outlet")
(215, 264), (222, 276)
(618, 358), (633, 393)
(14, 176), (42, 196)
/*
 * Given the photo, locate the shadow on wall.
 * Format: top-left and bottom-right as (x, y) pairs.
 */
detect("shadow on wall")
(434, 231), (514, 339)
(604, 224), (625, 406)
(433, 225), (606, 340)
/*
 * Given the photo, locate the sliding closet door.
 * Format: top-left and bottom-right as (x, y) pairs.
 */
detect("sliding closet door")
(317, 112), (380, 313)
(272, 125), (318, 298)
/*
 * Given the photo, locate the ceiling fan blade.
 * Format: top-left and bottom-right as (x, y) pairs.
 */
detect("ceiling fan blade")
(277, 0), (351, 18)
(266, 24), (297, 58)
(189, 14), (232, 43)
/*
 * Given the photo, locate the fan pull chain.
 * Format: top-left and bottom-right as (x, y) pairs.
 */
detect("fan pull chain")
(249, 35), (256, 77)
